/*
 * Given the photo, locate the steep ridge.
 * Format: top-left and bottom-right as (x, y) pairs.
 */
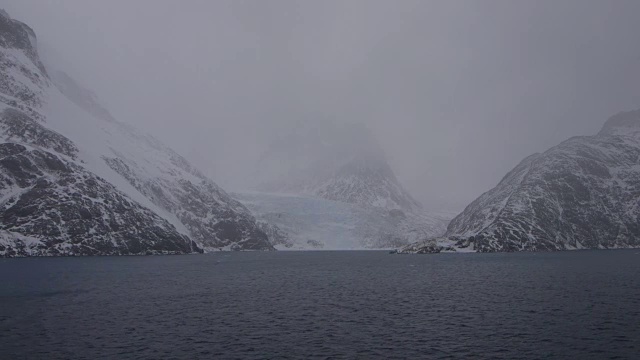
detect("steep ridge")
(0, 10), (273, 256)
(401, 110), (640, 253)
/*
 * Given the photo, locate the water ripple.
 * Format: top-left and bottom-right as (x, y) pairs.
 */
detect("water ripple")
(0, 250), (639, 359)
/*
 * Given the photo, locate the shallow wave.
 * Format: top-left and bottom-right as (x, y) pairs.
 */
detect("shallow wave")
(0, 250), (639, 359)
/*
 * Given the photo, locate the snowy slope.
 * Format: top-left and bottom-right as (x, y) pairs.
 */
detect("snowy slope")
(400, 110), (640, 253)
(0, 10), (273, 256)
(0, 140), (198, 256)
(43, 77), (273, 251)
(234, 191), (452, 250)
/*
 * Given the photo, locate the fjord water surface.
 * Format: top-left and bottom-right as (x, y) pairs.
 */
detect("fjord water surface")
(1, 250), (639, 359)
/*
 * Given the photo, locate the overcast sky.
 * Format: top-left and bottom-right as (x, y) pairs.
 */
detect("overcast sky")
(5, 0), (640, 211)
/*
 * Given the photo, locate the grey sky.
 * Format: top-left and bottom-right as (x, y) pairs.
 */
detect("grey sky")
(5, 0), (640, 211)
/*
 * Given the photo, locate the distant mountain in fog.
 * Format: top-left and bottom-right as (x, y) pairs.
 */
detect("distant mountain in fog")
(254, 120), (422, 212)
(0, 11), (273, 256)
(234, 120), (452, 250)
(401, 110), (640, 253)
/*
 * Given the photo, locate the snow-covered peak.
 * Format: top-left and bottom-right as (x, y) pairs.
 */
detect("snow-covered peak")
(0, 10), (274, 254)
(438, 111), (640, 252)
(255, 119), (422, 212)
(598, 109), (640, 137)
(0, 10), (45, 76)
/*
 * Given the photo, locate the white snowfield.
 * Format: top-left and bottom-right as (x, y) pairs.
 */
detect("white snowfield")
(234, 191), (453, 250)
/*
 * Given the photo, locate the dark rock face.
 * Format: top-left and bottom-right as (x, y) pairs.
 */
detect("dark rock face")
(104, 156), (274, 251)
(0, 11), (47, 119)
(314, 152), (423, 212)
(445, 114), (640, 252)
(0, 10), (46, 75)
(396, 239), (450, 254)
(0, 108), (78, 158)
(0, 143), (201, 257)
(254, 219), (293, 248)
(0, 10), (275, 255)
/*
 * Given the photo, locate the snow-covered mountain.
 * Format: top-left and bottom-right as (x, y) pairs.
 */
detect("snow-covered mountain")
(255, 121), (422, 212)
(236, 121), (452, 249)
(0, 10), (273, 256)
(400, 110), (640, 253)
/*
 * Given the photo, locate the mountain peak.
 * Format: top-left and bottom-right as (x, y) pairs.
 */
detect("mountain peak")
(0, 12), (274, 255)
(435, 108), (640, 253)
(598, 109), (640, 136)
(255, 120), (422, 212)
(0, 9), (47, 77)
(0, 9), (35, 51)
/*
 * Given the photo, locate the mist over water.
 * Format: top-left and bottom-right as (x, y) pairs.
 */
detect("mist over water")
(4, 0), (640, 211)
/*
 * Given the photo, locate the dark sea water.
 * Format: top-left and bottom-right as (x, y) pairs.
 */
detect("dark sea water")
(1, 250), (639, 359)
